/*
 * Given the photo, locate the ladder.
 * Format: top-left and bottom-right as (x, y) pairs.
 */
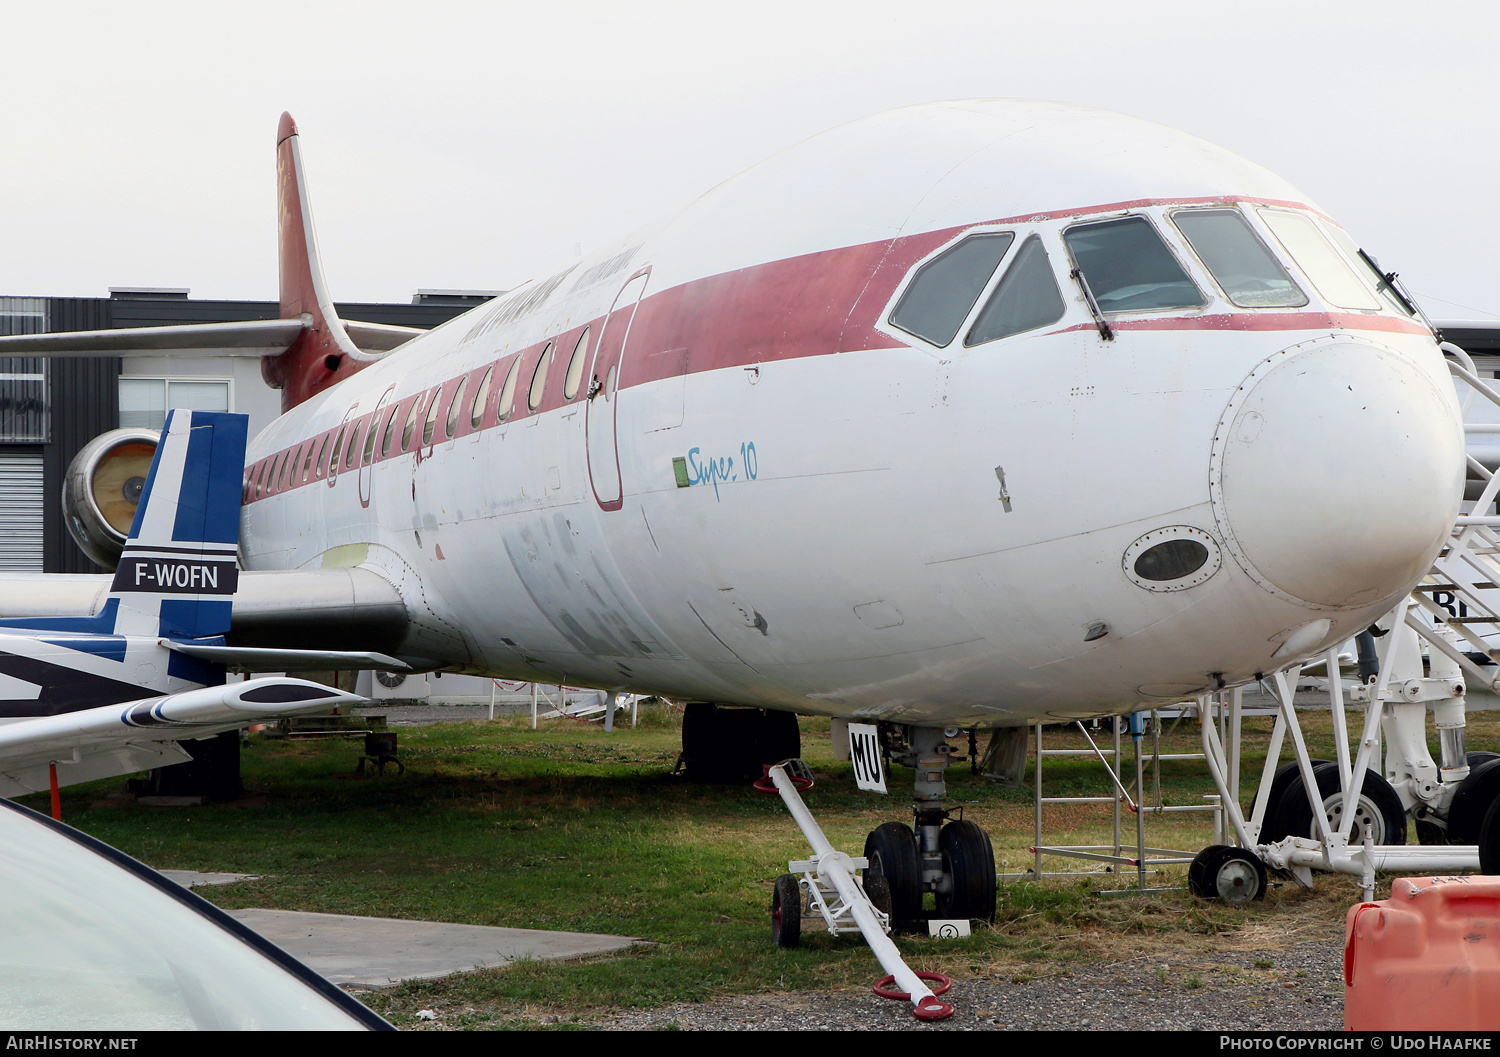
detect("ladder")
(1009, 710), (1221, 891)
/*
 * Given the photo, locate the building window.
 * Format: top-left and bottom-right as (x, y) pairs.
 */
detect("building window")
(0, 298), (50, 443)
(119, 379), (230, 431)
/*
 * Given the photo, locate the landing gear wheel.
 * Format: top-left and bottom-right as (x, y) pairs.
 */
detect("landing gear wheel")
(758, 709), (801, 767)
(864, 822), (921, 924)
(1479, 797), (1500, 874)
(771, 873), (802, 948)
(862, 868), (893, 917)
(1274, 762), (1406, 845)
(682, 704), (804, 783)
(1258, 760), (1330, 844)
(1188, 845), (1267, 902)
(1444, 757), (1500, 845)
(1420, 753), (1500, 844)
(934, 819), (996, 921)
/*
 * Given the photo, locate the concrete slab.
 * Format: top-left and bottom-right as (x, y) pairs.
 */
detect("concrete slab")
(159, 869), (261, 888)
(225, 908), (644, 988)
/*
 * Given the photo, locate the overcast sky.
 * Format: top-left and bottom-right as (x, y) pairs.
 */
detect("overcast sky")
(2, 1), (1496, 318)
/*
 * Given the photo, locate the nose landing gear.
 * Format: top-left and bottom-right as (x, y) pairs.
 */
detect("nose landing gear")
(861, 726), (997, 927)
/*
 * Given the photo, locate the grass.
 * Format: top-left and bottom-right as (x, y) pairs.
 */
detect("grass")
(25, 703), (1500, 1028)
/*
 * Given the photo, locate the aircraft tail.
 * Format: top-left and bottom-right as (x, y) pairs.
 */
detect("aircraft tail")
(107, 409), (248, 640)
(261, 111), (366, 412)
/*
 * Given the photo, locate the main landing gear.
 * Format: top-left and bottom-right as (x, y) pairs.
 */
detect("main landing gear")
(861, 726), (997, 926)
(678, 703), (801, 783)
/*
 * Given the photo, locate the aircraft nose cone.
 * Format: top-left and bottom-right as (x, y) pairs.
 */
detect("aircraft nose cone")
(1210, 338), (1464, 609)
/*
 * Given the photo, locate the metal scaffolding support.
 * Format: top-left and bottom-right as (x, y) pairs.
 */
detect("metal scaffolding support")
(1189, 349), (1500, 901)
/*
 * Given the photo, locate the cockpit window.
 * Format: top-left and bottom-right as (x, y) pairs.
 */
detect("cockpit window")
(1257, 209), (1381, 311)
(1172, 209), (1307, 308)
(1063, 217), (1204, 313)
(964, 236), (1066, 346)
(889, 232), (1014, 346)
(1323, 224), (1417, 318)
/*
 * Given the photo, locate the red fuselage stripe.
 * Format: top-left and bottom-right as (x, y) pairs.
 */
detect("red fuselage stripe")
(244, 195), (1422, 503)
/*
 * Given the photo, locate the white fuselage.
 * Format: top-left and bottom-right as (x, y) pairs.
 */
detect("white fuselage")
(239, 101), (1465, 728)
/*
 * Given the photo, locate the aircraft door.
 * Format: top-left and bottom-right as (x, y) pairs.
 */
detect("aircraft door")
(327, 404), (358, 488)
(359, 387), (395, 509)
(585, 268), (650, 511)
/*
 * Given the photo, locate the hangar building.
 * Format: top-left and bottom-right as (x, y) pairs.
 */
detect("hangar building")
(0, 287), (486, 574)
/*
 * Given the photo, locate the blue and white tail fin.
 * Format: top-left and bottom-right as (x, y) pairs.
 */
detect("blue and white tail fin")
(108, 410), (248, 640)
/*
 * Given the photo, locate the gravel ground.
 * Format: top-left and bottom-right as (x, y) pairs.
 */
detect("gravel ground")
(592, 938), (1344, 1031)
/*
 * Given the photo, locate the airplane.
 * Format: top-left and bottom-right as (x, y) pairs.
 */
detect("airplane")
(0, 407), (379, 803)
(0, 99), (1465, 922)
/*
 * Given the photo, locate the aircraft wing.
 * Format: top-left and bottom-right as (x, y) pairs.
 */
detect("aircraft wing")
(0, 317), (423, 359)
(0, 319), (305, 358)
(0, 568), (411, 655)
(161, 641), (411, 673)
(0, 676), (362, 797)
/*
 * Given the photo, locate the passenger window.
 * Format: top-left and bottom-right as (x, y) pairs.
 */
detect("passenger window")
(381, 406), (399, 458)
(303, 441), (315, 481)
(446, 377), (468, 439)
(328, 426), (346, 475)
(311, 435), (327, 480)
(965, 236), (1066, 346)
(1173, 209), (1307, 308)
(564, 328), (590, 400)
(422, 385), (442, 446)
(528, 343), (554, 412)
(471, 367), (493, 428)
(345, 422), (362, 469)
(1063, 217), (1204, 312)
(280, 449), (296, 491)
(401, 395), (424, 450)
(889, 233), (1015, 346)
(1258, 210), (1380, 311)
(498, 358), (522, 422)
(498, 356), (522, 419)
(362, 413), (380, 465)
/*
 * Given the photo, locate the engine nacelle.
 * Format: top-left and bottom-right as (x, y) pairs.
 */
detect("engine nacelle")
(63, 428), (159, 571)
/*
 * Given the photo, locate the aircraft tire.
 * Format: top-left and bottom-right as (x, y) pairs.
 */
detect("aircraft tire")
(682, 704), (801, 783)
(758, 709), (801, 768)
(1418, 752), (1500, 844)
(864, 822), (922, 924)
(1274, 762), (1406, 846)
(1478, 795), (1500, 873)
(1258, 759), (1330, 844)
(682, 703), (729, 782)
(771, 873), (802, 948)
(1188, 845), (1267, 902)
(862, 867), (893, 917)
(935, 820), (996, 922)
(1445, 756), (1500, 845)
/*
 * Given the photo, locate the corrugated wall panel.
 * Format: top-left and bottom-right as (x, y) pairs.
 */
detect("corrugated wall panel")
(43, 299), (118, 574)
(0, 450), (44, 571)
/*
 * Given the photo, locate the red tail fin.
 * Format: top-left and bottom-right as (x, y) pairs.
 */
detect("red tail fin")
(262, 112), (365, 412)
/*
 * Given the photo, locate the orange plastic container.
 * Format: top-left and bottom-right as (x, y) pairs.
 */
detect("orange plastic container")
(1345, 875), (1500, 1030)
